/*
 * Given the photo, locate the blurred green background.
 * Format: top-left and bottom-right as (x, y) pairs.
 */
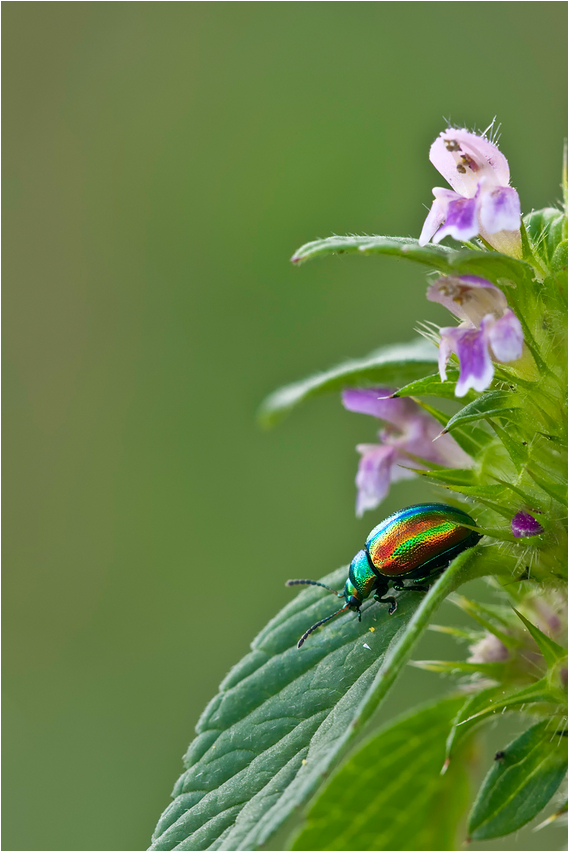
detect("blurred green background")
(3, 3), (567, 850)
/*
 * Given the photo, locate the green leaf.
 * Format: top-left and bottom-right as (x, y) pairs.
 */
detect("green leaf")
(417, 467), (479, 487)
(290, 235), (454, 267)
(513, 609), (568, 668)
(443, 391), (520, 433)
(258, 339), (437, 427)
(467, 719), (568, 839)
(291, 696), (471, 851)
(551, 239), (568, 274)
(456, 677), (561, 727)
(442, 248), (533, 284)
(489, 421), (528, 473)
(487, 475), (547, 512)
(412, 472), (520, 528)
(392, 370), (476, 402)
(442, 487), (509, 505)
(410, 659), (507, 678)
(428, 624), (480, 641)
(419, 478), (507, 502)
(524, 208), (568, 269)
(520, 220), (539, 267)
(445, 677), (566, 778)
(150, 566), (412, 851)
(291, 235), (533, 285)
(525, 466), (568, 506)
(451, 594), (515, 632)
(456, 523), (516, 544)
(449, 595), (518, 647)
(443, 686), (503, 773)
(411, 399), (494, 458)
(150, 545), (484, 850)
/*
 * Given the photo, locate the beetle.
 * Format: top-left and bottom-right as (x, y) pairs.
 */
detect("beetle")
(287, 503), (480, 648)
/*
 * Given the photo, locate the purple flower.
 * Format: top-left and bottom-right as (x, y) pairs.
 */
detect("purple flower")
(342, 388), (472, 516)
(427, 275), (524, 397)
(511, 511), (544, 538)
(419, 127), (521, 257)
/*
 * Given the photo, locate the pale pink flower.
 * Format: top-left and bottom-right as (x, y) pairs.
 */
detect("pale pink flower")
(342, 388), (471, 516)
(419, 127), (521, 257)
(427, 275), (523, 397)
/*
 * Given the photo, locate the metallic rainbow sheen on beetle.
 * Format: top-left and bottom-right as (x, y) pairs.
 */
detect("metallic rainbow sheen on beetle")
(287, 503), (480, 648)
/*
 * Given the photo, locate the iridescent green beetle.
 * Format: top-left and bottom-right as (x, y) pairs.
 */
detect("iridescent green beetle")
(287, 503), (480, 648)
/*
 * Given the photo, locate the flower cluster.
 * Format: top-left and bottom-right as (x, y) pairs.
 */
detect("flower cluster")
(343, 126), (528, 511)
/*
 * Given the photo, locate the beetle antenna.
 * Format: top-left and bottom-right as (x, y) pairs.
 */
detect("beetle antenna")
(297, 604), (350, 649)
(286, 579), (341, 596)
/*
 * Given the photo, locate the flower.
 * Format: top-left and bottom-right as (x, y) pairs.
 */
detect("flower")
(419, 127), (521, 257)
(511, 510), (544, 538)
(342, 388), (472, 516)
(427, 275), (524, 396)
(468, 631), (509, 664)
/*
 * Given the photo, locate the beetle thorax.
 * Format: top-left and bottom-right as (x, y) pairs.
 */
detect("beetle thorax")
(343, 577), (361, 608)
(346, 549), (377, 604)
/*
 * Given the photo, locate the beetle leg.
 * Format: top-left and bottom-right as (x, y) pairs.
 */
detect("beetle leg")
(374, 593), (397, 615)
(392, 582), (430, 592)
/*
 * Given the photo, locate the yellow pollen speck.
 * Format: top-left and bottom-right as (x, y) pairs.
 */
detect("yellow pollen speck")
(302, 759), (307, 765)
(369, 627), (375, 632)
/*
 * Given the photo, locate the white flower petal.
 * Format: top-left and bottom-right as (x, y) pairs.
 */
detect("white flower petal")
(488, 309), (524, 363)
(430, 128), (510, 197)
(479, 185), (521, 234)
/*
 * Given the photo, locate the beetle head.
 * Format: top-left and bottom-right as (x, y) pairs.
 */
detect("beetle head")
(343, 578), (362, 610)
